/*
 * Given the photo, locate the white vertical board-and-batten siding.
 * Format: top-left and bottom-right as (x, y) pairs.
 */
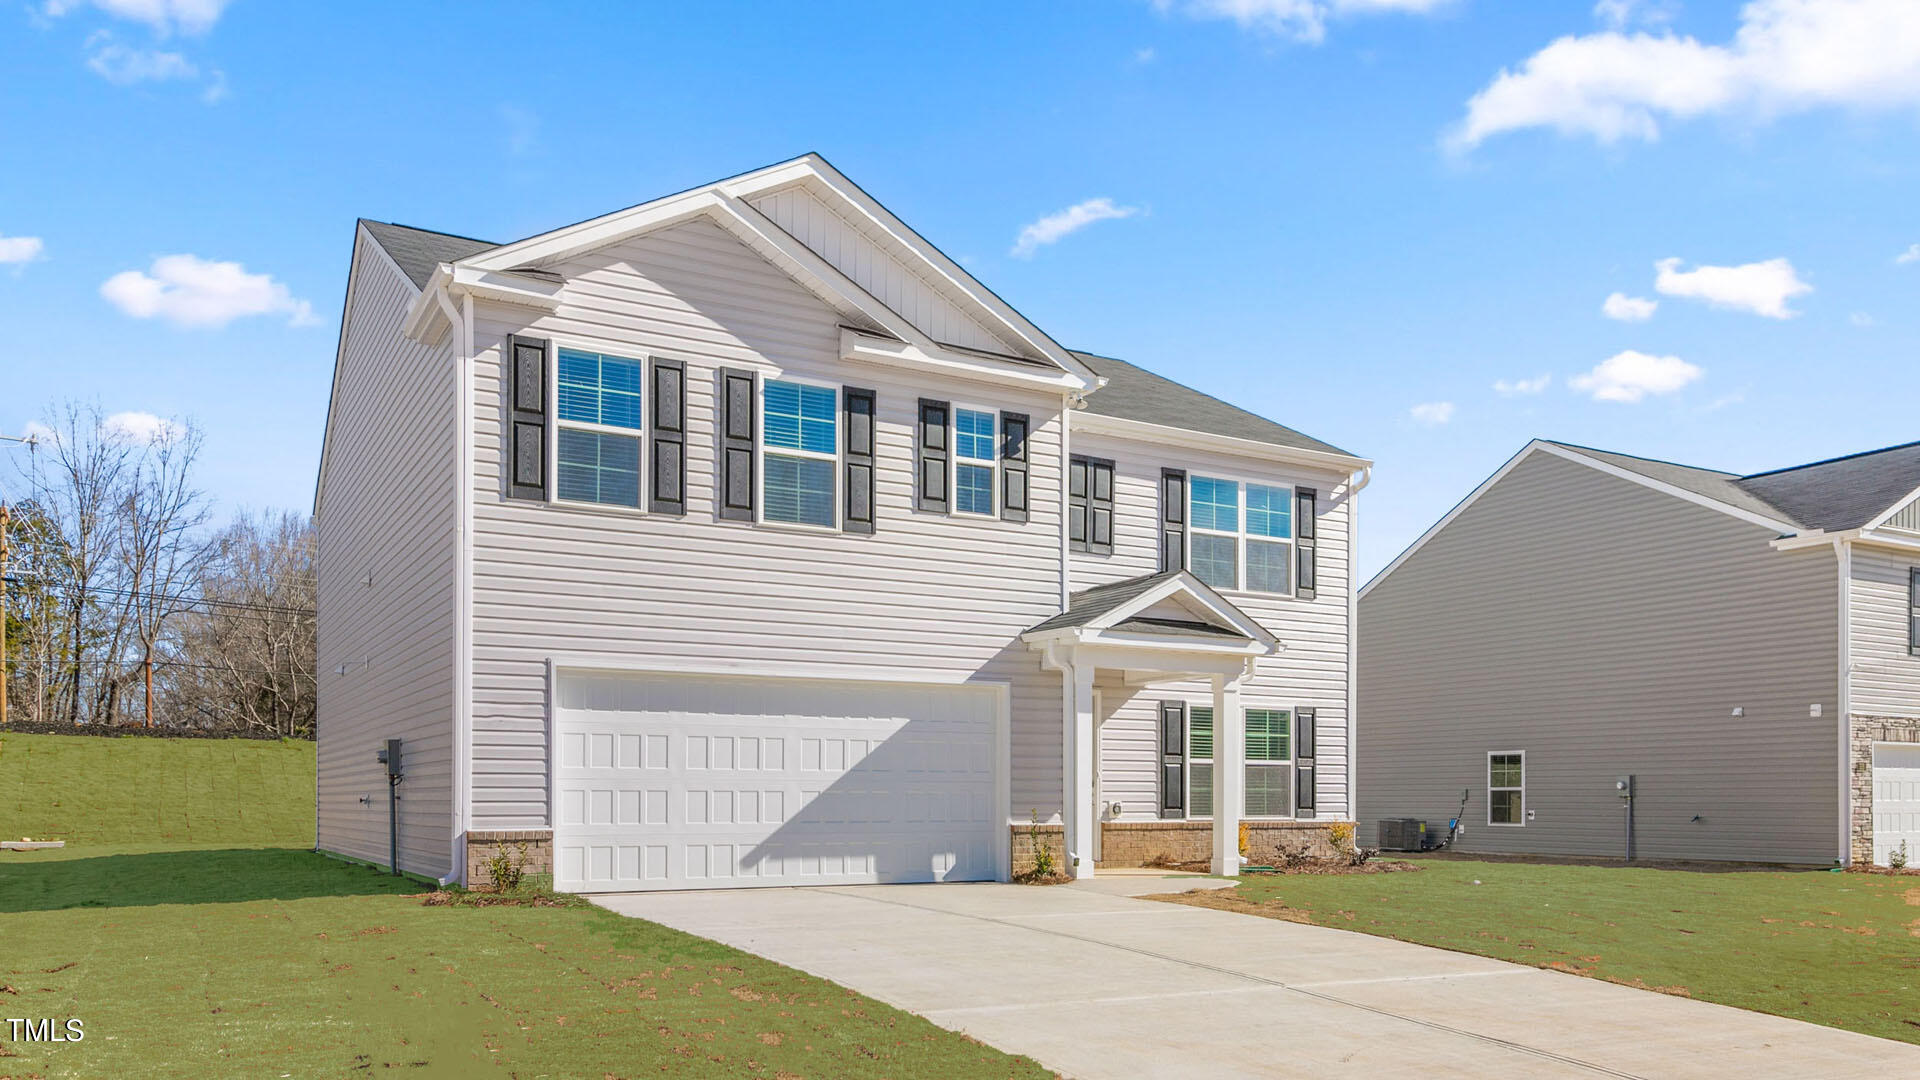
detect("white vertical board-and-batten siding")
(315, 230), (458, 879)
(1850, 546), (1920, 718)
(1068, 430), (1356, 822)
(466, 219), (1068, 832)
(1358, 451), (1840, 863)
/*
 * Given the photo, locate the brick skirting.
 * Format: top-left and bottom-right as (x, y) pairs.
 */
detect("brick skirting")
(1851, 715), (1920, 866)
(1012, 820), (1343, 875)
(466, 829), (553, 890)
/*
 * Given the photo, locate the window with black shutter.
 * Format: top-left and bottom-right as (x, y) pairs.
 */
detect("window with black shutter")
(1295, 487), (1318, 600)
(648, 358), (686, 515)
(717, 367), (757, 521)
(1068, 455), (1113, 556)
(1000, 411), (1030, 523)
(1159, 701), (1187, 818)
(1294, 706), (1316, 818)
(1160, 468), (1186, 572)
(505, 334), (548, 501)
(916, 399), (950, 513)
(843, 387), (877, 534)
(1909, 567), (1919, 656)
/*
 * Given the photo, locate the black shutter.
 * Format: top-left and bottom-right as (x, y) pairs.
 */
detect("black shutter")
(1910, 567), (1919, 656)
(505, 335), (548, 501)
(1088, 458), (1114, 556)
(1159, 701), (1187, 818)
(1296, 487), (1318, 600)
(1000, 411), (1030, 523)
(718, 367), (757, 522)
(648, 358), (686, 515)
(1294, 707), (1316, 818)
(1160, 468), (1187, 572)
(843, 386), (877, 535)
(916, 399), (950, 513)
(1068, 456), (1090, 552)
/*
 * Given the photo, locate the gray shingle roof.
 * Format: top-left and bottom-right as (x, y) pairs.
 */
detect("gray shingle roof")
(1070, 351), (1355, 459)
(1027, 571), (1186, 635)
(1549, 439), (1920, 533)
(360, 220), (498, 289)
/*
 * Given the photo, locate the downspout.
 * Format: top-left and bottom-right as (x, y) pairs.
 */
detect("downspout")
(430, 284), (475, 888)
(1345, 466), (1372, 824)
(1835, 538), (1852, 867)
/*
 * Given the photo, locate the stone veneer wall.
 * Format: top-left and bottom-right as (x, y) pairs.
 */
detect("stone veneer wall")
(1012, 821), (1343, 875)
(467, 829), (554, 890)
(1851, 715), (1920, 866)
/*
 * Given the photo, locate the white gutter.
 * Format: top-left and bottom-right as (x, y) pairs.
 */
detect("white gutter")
(430, 287), (476, 887)
(1345, 465), (1371, 824)
(1835, 538), (1853, 867)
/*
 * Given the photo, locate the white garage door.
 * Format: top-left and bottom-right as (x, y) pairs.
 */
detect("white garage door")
(1873, 743), (1920, 867)
(552, 671), (1001, 892)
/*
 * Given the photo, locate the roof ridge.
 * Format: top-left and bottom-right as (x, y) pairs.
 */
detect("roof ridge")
(1544, 439), (1740, 478)
(362, 219), (501, 248)
(1737, 437), (1920, 480)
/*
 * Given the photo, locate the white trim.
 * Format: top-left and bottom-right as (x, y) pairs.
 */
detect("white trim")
(840, 327), (1090, 392)
(757, 374), (841, 531)
(1837, 539), (1853, 866)
(1487, 750), (1525, 828)
(548, 343), (649, 514)
(1346, 466), (1368, 823)
(453, 292), (476, 885)
(545, 656), (1013, 884)
(951, 403), (999, 519)
(1039, 568), (1279, 650)
(1069, 410), (1371, 472)
(1363, 441), (1802, 600)
(1186, 472), (1300, 598)
(1864, 482), (1920, 532)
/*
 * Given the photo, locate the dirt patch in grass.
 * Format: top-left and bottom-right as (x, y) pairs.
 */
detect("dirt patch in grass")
(1144, 855), (1420, 876)
(418, 889), (589, 909)
(1154, 885), (1319, 923)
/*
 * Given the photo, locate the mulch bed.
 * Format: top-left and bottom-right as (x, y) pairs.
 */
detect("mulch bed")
(1143, 856), (1421, 876)
(1011, 871), (1073, 886)
(419, 890), (588, 909)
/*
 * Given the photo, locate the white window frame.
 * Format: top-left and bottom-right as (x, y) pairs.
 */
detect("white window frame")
(548, 342), (647, 514)
(950, 403), (999, 519)
(1488, 750), (1526, 827)
(756, 374), (841, 533)
(1184, 703), (1294, 821)
(1187, 473), (1298, 597)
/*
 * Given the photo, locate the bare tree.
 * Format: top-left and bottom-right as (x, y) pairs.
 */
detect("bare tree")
(167, 512), (316, 736)
(28, 405), (134, 725)
(118, 420), (209, 726)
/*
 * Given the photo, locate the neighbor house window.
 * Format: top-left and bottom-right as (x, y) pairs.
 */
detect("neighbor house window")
(1489, 752), (1525, 826)
(954, 408), (996, 516)
(1244, 708), (1292, 817)
(1186, 706), (1293, 818)
(762, 380), (837, 527)
(555, 348), (643, 507)
(1189, 477), (1295, 594)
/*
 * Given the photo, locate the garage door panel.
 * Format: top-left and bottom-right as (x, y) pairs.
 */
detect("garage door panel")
(553, 673), (999, 892)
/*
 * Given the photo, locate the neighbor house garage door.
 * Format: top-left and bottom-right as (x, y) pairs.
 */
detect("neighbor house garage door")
(1873, 743), (1920, 867)
(552, 671), (1001, 892)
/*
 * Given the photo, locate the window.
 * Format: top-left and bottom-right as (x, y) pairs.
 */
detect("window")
(1189, 477), (1295, 594)
(954, 408), (996, 516)
(1186, 706), (1293, 819)
(1909, 567), (1919, 657)
(1244, 708), (1292, 818)
(1489, 752), (1525, 826)
(763, 380), (837, 527)
(555, 348), (643, 507)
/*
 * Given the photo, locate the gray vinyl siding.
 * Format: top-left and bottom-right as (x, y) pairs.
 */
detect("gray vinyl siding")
(1359, 450), (1840, 864)
(314, 228), (458, 879)
(1849, 546), (1920, 718)
(465, 218), (1067, 829)
(1072, 430), (1356, 821)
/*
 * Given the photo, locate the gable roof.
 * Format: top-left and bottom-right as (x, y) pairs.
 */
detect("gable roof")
(360, 220), (497, 290)
(1733, 440), (1920, 533)
(1542, 442), (1795, 525)
(1024, 569), (1277, 650)
(1071, 351), (1353, 458)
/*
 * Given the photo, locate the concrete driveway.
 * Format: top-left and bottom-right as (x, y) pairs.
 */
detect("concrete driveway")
(593, 874), (1920, 1079)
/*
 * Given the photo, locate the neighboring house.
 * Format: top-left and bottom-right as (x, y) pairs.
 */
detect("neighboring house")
(314, 154), (1370, 891)
(1358, 439), (1920, 866)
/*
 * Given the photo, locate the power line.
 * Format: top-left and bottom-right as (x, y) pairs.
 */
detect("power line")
(4, 575), (315, 617)
(4, 656), (317, 680)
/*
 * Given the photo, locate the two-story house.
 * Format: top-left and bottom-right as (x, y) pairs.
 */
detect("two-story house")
(1358, 439), (1920, 866)
(314, 154), (1369, 891)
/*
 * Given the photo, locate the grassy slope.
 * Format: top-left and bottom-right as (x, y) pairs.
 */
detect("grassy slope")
(0, 735), (1053, 1079)
(0, 733), (316, 846)
(1214, 857), (1920, 1045)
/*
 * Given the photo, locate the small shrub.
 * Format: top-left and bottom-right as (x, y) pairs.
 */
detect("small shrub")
(1892, 842), (1909, 871)
(1238, 821), (1250, 858)
(1328, 822), (1356, 856)
(1279, 842), (1312, 870)
(1349, 846), (1378, 868)
(486, 841), (529, 893)
(1026, 808), (1057, 879)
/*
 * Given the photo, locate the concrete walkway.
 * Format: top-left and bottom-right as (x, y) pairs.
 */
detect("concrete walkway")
(593, 875), (1920, 1079)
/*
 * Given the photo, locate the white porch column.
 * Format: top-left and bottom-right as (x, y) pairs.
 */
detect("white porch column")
(1211, 674), (1244, 877)
(1063, 661), (1097, 879)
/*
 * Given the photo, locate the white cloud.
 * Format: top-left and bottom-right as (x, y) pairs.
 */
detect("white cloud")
(21, 421), (58, 447)
(86, 42), (197, 84)
(1653, 256), (1811, 318)
(0, 234), (45, 265)
(499, 104), (539, 157)
(1601, 291), (1658, 321)
(1570, 350), (1703, 402)
(1449, 0), (1920, 151)
(45, 0), (232, 35)
(1897, 243), (1920, 264)
(1409, 400), (1455, 425)
(1492, 374), (1551, 396)
(102, 410), (181, 444)
(1134, 46), (1158, 63)
(1850, 311), (1876, 327)
(1594, 0), (1673, 31)
(1011, 198), (1141, 258)
(1154, 0), (1453, 45)
(101, 254), (316, 329)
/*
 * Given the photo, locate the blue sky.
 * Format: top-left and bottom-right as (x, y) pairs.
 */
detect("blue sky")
(4, 0), (1919, 579)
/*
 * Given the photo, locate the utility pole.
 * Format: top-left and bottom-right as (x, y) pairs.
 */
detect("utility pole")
(1, 502), (9, 729)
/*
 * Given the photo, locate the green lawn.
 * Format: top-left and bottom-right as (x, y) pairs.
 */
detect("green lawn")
(0, 735), (1052, 1078)
(1199, 857), (1920, 1045)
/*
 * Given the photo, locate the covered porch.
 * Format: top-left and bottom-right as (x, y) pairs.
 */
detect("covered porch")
(1024, 570), (1280, 879)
